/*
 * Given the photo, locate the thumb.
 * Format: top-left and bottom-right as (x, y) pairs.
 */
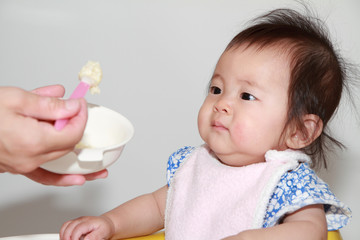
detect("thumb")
(21, 92), (83, 121)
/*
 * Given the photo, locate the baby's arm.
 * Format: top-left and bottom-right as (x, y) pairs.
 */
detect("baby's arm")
(60, 185), (168, 240)
(223, 204), (327, 240)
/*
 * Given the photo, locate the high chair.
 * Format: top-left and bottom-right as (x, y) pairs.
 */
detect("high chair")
(121, 230), (342, 240)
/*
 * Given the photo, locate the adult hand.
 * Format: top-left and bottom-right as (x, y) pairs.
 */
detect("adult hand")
(24, 168), (108, 186)
(0, 85), (107, 186)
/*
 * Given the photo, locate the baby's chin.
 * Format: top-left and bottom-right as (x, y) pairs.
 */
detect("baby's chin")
(207, 146), (267, 167)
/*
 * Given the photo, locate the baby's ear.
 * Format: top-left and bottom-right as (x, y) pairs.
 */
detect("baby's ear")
(285, 114), (323, 149)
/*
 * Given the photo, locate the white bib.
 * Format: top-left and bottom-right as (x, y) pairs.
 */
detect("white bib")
(165, 145), (309, 240)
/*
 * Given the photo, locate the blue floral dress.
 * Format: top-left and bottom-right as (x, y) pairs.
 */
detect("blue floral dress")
(166, 146), (351, 231)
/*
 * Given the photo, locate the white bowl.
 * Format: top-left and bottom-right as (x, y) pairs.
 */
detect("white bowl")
(0, 234), (59, 240)
(41, 103), (134, 174)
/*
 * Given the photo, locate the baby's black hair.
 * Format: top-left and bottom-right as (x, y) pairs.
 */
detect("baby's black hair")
(225, 7), (354, 169)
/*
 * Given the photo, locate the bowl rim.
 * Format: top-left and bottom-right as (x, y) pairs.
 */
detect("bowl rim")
(84, 103), (135, 151)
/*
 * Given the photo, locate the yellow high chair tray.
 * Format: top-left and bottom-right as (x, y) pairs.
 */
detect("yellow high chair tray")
(328, 230), (343, 240)
(123, 231), (164, 240)
(0, 230), (341, 239)
(122, 230), (342, 240)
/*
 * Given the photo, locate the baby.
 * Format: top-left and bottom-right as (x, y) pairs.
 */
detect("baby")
(60, 8), (352, 240)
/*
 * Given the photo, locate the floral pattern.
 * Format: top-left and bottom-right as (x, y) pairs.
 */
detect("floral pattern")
(263, 163), (351, 230)
(167, 146), (195, 186)
(166, 146), (351, 231)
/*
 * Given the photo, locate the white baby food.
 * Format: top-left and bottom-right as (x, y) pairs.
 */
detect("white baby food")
(79, 61), (102, 94)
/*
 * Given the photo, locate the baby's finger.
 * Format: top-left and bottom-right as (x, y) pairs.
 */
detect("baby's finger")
(83, 230), (107, 240)
(59, 220), (72, 240)
(60, 218), (87, 240)
(70, 221), (98, 240)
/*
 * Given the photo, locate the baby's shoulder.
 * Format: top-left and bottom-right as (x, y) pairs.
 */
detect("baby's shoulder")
(279, 163), (329, 196)
(166, 146), (196, 186)
(275, 163), (333, 205)
(265, 163), (352, 230)
(168, 146), (196, 165)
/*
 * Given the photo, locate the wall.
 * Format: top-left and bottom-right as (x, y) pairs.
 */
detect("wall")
(0, 0), (359, 238)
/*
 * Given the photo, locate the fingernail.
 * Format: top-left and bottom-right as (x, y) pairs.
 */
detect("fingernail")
(98, 171), (108, 178)
(65, 99), (80, 111)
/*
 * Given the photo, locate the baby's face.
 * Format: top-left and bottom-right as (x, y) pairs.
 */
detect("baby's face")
(198, 44), (292, 166)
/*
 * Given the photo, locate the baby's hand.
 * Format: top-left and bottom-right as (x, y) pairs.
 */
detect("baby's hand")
(60, 215), (115, 240)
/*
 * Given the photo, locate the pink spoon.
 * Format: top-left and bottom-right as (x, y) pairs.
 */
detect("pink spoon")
(54, 61), (102, 130)
(54, 81), (90, 130)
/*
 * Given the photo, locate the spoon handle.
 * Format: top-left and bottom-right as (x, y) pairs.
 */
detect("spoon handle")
(54, 81), (90, 130)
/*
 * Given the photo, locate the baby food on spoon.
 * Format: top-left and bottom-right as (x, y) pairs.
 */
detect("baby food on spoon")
(78, 61), (102, 94)
(54, 61), (103, 130)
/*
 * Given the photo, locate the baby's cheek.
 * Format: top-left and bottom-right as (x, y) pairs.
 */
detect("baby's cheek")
(231, 122), (248, 146)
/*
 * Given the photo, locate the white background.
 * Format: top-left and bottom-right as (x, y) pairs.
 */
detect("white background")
(0, 0), (359, 239)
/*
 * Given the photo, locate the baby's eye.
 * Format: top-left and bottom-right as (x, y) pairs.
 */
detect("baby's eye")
(210, 86), (222, 95)
(241, 92), (256, 101)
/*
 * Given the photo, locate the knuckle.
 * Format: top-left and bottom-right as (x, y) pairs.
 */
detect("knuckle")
(18, 135), (43, 155)
(38, 97), (57, 114)
(13, 141), (45, 173)
(13, 160), (38, 174)
(3, 87), (26, 108)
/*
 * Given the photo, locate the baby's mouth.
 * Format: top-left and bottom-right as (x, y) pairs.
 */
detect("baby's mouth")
(212, 120), (228, 131)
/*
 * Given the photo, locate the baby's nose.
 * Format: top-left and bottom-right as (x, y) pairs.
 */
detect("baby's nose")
(214, 98), (232, 114)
